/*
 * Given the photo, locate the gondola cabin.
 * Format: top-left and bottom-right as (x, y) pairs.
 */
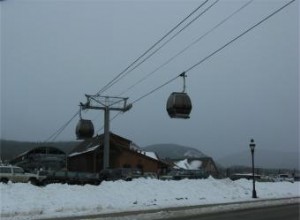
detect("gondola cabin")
(166, 92), (192, 119)
(76, 119), (94, 139)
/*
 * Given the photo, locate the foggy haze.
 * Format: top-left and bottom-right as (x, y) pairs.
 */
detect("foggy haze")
(0, 0), (299, 159)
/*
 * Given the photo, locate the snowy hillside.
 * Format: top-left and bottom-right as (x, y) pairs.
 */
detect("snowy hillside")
(175, 159), (202, 169)
(144, 143), (207, 159)
(1, 177), (299, 220)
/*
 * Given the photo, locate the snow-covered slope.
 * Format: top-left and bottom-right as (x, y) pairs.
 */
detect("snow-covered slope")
(175, 159), (202, 169)
(144, 144), (207, 159)
(1, 178), (299, 220)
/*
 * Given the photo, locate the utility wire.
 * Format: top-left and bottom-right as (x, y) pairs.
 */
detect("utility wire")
(89, 0), (248, 130)
(101, 76), (180, 130)
(132, 75), (180, 104)
(44, 110), (79, 142)
(108, 0), (220, 95)
(118, 0), (253, 97)
(43, 0), (294, 140)
(96, 112), (122, 134)
(185, 0), (295, 73)
(95, 0), (209, 96)
(41, 0), (210, 141)
(131, 0), (295, 105)
(85, 1), (213, 131)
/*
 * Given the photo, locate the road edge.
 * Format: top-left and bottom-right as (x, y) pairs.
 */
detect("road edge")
(49, 197), (300, 220)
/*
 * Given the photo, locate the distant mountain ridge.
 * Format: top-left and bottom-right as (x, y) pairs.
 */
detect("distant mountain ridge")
(0, 140), (207, 162)
(2, 140), (298, 170)
(143, 143), (207, 160)
(217, 149), (300, 170)
(144, 144), (299, 170)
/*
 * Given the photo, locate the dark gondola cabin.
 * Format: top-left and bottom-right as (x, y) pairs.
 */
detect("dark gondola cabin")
(76, 119), (94, 139)
(166, 92), (192, 119)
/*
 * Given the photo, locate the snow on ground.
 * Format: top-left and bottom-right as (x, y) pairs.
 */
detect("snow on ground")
(0, 177), (299, 219)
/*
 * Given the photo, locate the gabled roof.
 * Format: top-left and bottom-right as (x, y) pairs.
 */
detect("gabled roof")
(69, 144), (100, 157)
(68, 132), (165, 164)
(144, 152), (159, 160)
(12, 146), (65, 158)
(10, 146), (66, 164)
(68, 132), (132, 157)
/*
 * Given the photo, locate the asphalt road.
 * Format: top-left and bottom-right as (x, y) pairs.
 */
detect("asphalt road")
(167, 203), (300, 220)
(42, 200), (300, 220)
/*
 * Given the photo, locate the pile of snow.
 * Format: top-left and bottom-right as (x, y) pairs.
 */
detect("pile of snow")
(175, 159), (202, 169)
(0, 177), (299, 219)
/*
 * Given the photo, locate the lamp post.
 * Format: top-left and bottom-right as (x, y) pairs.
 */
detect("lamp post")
(249, 139), (257, 198)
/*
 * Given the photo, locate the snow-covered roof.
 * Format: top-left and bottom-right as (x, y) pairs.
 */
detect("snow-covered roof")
(129, 142), (141, 151)
(174, 159), (202, 170)
(134, 150), (159, 161)
(144, 152), (158, 160)
(68, 145), (100, 157)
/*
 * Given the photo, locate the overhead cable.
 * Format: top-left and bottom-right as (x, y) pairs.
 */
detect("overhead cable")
(46, 2), (211, 141)
(44, 110), (79, 142)
(131, 0), (295, 105)
(185, 0), (295, 74)
(118, 0), (253, 96)
(44, 0), (294, 140)
(107, 0), (220, 95)
(95, 0), (210, 96)
(132, 75), (180, 104)
(96, 112), (122, 134)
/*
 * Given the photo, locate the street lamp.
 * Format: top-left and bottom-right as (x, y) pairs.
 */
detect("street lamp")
(249, 139), (257, 198)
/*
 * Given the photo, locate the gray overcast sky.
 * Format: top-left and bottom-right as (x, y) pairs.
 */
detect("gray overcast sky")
(0, 0), (299, 159)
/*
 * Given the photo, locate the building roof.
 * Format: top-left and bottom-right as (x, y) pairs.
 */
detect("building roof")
(10, 146), (67, 170)
(69, 145), (100, 157)
(170, 157), (217, 169)
(69, 132), (131, 156)
(174, 159), (202, 170)
(68, 132), (161, 163)
(11, 146), (66, 162)
(143, 151), (159, 160)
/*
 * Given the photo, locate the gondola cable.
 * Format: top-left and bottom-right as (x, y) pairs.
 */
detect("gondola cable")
(43, 0), (295, 140)
(95, 0), (210, 96)
(44, 110), (80, 142)
(93, 0), (295, 125)
(96, 112), (122, 134)
(185, 0), (295, 74)
(106, 0), (220, 95)
(131, 0), (295, 106)
(42, 1), (210, 142)
(117, 0), (253, 97)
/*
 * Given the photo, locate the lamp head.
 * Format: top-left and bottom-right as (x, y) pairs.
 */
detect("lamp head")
(249, 139), (256, 151)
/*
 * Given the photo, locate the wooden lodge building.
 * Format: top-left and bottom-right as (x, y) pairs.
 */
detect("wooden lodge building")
(68, 132), (167, 174)
(9, 132), (219, 178)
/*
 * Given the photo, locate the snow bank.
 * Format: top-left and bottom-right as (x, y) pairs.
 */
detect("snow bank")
(0, 177), (299, 219)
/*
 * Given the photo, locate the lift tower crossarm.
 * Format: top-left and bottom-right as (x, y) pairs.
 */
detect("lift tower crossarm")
(79, 95), (132, 169)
